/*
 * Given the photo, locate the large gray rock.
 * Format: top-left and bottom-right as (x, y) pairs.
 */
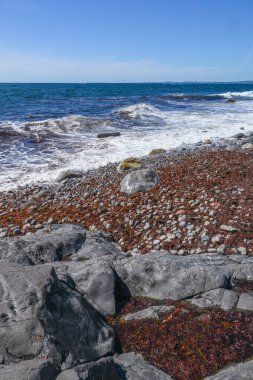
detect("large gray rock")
(204, 359), (253, 379)
(120, 169), (160, 194)
(115, 253), (253, 302)
(56, 357), (120, 380)
(72, 230), (123, 261)
(0, 359), (58, 380)
(114, 352), (173, 380)
(0, 261), (115, 370)
(52, 259), (117, 316)
(0, 224), (86, 265)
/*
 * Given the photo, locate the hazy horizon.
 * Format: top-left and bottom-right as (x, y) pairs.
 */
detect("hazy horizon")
(1, 0), (253, 82)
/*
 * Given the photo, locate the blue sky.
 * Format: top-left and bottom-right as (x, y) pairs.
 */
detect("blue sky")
(0, 0), (253, 82)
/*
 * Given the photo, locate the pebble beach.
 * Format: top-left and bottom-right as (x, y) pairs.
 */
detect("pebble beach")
(1, 133), (252, 257)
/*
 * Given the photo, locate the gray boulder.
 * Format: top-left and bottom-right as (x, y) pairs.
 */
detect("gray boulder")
(120, 169), (160, 194)
(0, 359), (58, 380)
(114, 352), (173, 380)
(115, 252), (253, 304)
(56, 357), (120, 380)
(204, 359), (253, 379)
(72, 230), (123, 261)
(52, 259), (117, 316)
(0, 224), (86, 265)
(0, 261), (115, 370)
(56, 170), (84, 182)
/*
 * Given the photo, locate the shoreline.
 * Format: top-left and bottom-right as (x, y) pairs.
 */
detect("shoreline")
(0, 131), (252, 256)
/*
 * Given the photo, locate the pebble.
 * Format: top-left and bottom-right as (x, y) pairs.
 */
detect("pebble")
(238, 247), (247, 255)
(144, 222), (151, 231)
(220, 225), (237, 232)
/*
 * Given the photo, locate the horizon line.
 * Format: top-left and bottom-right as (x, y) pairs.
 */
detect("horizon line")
(0, 80), (253, 84)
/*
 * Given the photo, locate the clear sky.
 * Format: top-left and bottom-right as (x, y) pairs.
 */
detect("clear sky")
(0, 0), (253, 82)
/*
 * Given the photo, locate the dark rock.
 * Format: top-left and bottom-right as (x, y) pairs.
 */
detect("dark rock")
(120, 169), (160, 194)
(0, 359), (58, 380)
(56, 357), (120, 380)
(232, 133), (244, 139)
(97, 132), (121, 138)
(225, 98), (236, 103)
(0, 262), (115, 370)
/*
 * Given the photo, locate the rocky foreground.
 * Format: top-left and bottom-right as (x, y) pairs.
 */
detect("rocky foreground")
(0, 134), (253, 379)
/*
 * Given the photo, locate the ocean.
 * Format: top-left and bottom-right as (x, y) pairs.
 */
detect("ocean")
(0, 82), (253, 191)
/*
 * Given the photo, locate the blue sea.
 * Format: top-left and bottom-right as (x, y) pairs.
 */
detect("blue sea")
(0, 82), (253, 191)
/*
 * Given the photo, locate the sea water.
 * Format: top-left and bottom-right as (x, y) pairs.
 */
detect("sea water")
(0, 82), (253, 191)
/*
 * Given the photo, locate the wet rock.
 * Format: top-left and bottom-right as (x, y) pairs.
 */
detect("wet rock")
(97, 132), (121, 139)
(114, 352), (173, 380)
(232, 133), (245, 139)
(56, 170), (84, 183)
(120, 169), (160, 194)
(0, 262), (115, 370)
(117, 157), (142, 173)
(225, 98), (236, 103)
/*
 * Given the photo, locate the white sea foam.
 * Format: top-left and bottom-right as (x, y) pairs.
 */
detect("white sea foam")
(217, 91), (253, 98)
(1, 100), (253, 191)
(112, 103), (160, 118)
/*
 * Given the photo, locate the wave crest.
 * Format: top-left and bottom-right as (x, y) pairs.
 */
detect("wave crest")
(112, 103), (159, 119)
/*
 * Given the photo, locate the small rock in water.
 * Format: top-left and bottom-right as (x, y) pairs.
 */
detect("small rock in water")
(97, 132), (121, 138)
